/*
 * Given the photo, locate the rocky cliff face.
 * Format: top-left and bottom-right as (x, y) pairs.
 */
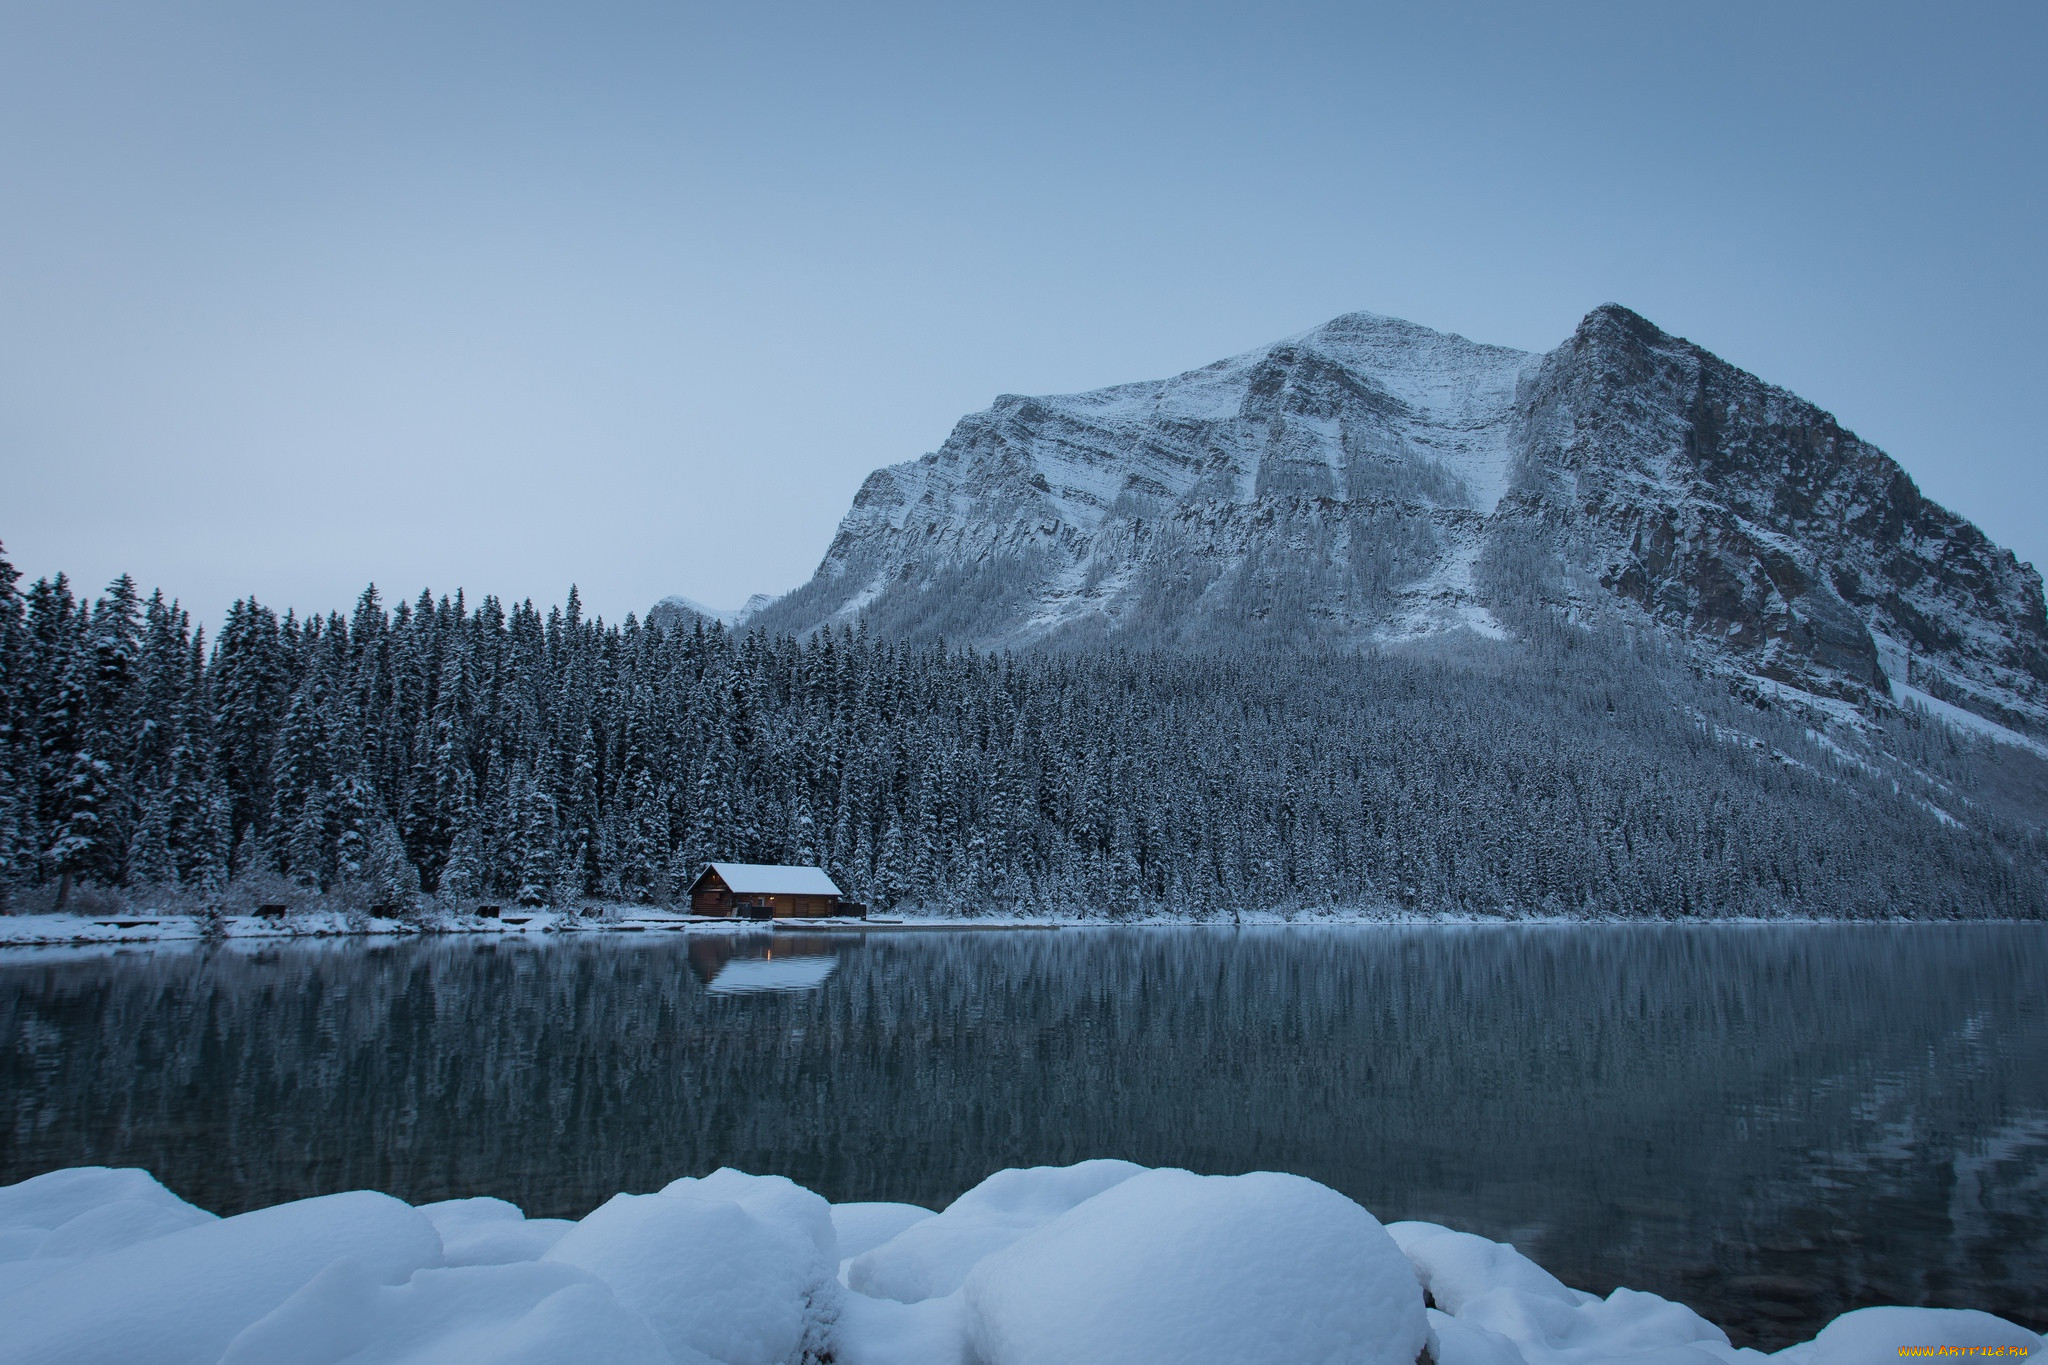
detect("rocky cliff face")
(751, 306), (2048, 736)
(1506, 306), (2048, 732)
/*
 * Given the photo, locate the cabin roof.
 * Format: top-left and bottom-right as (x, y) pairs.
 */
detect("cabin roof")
(697, 862), (843, 897)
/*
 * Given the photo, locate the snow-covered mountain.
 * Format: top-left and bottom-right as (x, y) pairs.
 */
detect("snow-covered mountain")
(749, 305), (2048, 738)
(646, 593), (774, 631)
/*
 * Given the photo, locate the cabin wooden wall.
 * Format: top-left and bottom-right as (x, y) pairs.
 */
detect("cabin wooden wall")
(761, 894), (837, 918)
(690, 874), (733, 917)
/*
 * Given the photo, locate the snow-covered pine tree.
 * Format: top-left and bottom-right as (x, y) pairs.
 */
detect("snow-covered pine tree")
(616, 765), (664, 903)
(789, 786), (819, 866)
(269, 657), (337, 889)
(511, 766), (561, 907)
(440, 816), (484, 902)
(0, 546), (26, 903)
(126, 790), (178, 891)
(211, 599), (290, 867)
(47, 747), (113, 911)
(874, 815), (910, 911)
(83, 576), (143, 884)
(27, 576), (82, 869)
(566, 722), (602, 897)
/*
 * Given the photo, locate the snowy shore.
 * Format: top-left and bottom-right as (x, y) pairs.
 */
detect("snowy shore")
(2, 904), (2025, 949)
(0, 1161), (2036, 1365)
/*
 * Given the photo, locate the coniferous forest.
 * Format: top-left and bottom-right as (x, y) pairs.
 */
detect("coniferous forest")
(0, 545), (2043, 921)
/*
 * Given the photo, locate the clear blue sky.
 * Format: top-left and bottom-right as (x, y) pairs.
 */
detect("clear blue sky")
(3, 1), (2042, 628)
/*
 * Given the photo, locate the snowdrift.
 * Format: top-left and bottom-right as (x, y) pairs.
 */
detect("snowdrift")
(0, 1162), (2036, 1365)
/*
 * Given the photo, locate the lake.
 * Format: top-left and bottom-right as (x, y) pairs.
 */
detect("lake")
(2, 923), (2043, 1348)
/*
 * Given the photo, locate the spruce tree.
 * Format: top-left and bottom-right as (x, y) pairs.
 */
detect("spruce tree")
(512, 768), (560, 907)
(47, 748), (113, 910)
(211, 599), (289, 866)
(270, 664), (335, 886)
(126, 791), (178, 890)
(0, 547), (25, 900)
(566, 722), (601, 896)
(28, 577), (83, 860)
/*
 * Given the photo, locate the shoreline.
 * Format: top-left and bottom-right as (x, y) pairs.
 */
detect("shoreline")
(1, 905), (2042, 949)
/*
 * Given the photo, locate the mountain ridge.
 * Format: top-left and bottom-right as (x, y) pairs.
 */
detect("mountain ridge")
(737, 304), (2048, 739)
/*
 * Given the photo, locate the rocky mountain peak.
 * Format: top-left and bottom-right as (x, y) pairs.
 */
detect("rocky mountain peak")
(747, 306), (2048, 740)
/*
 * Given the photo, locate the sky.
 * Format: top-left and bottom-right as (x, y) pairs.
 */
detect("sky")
(2, 1), (2043, 631)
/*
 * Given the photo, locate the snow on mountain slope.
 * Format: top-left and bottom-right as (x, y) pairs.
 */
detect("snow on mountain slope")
(756, 311), (1538, 651)
(748, 306), (2048, 738)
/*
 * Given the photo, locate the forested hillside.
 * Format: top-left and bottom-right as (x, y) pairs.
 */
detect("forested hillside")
(1, 547), (2041, 920)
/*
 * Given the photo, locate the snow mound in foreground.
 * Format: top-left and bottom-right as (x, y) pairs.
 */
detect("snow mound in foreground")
(1788, 1307), (2042, 1365)
(845, 1157), (1145, 1303)
(543, 1183), (838, 1365)
(963, 1168), (1426, 1365)
(417, 1195), (574, 1267)
(219, 1259), (669, 1365)
(828, 1201), (936, 1262)
(1391, 1220), (1739, 1365)
(1, 1185), (440, 1364)
(0, 1162), (2038, 1365)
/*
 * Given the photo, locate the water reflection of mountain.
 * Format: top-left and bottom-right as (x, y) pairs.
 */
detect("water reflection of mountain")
(1, 925), (2042, 1348)
(687, 933), (841, 995)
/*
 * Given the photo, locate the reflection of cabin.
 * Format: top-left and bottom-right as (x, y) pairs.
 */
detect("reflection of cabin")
(688, 862), (845, 919)
(686, 933), (839, 992)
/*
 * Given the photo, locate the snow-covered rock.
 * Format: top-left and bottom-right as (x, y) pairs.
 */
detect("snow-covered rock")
(417, 1196), (574, 1267)
(828, 1201), (936, 1263)
(659, 1168), (839, 1263)
(844, 1157), (1145, 1303)
(1389, 1221), (1585, 1315)
(831, 1290), (972, 1365)
(0, 1166), (214, 1251)
(1392, 1221), (1752, 1365)
(0, 1166), (220, 1301)
(962, 1168), (1428, 1365)
(1429, 1308), (1549, 1365)
(1468, 1285), (1738, 1365)
(541, 1187), (838, 1365)
(0, 1188), (442, 1364)
(1782, 1306), (2041, 1365)
(217, 1258), (668, 1365)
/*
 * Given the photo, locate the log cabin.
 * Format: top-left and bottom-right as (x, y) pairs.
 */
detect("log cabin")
(688, 862), (846, 919)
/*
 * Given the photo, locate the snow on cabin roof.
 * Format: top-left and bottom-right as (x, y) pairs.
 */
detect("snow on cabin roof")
(701, 862), (844, 897)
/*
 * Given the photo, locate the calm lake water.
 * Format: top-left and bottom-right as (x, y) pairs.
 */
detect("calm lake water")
(2, 923), (2044, 1348)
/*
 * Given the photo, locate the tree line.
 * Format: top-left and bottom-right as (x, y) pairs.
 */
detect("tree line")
(0, 545), (2041, 920)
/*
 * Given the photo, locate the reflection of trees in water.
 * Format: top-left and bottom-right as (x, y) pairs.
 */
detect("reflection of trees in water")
(2, 926), (2043, 1347)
